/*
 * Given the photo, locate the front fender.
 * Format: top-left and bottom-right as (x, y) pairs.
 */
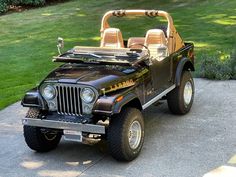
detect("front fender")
(93, 91), (141, 116)
(175, 57), (194, 86)
(21, 88), (47, 109)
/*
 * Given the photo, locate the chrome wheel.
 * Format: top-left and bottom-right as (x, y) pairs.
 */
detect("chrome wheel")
(128, 120), (142, 150)
(183, 81), (193, 105)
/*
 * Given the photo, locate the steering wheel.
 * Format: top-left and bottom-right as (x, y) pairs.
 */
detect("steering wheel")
(128, 43), (150, 57)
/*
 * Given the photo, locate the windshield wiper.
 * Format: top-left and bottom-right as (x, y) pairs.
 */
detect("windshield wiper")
(59, 51), (102, 59)
(73, 52), (102, 59)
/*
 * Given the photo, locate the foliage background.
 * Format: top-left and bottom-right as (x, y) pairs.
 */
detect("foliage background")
(0, 0), (47, 13)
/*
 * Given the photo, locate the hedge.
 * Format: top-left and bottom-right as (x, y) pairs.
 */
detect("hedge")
(199, 49), (236, 80)
(0, 0), (8, 13)
(0, 0), (46, 14)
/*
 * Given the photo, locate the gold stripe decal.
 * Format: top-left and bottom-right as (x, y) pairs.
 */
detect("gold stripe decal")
(107, 79), (135, 92)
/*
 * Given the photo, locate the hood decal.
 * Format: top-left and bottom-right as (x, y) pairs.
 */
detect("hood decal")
(105, 79), (135, 93)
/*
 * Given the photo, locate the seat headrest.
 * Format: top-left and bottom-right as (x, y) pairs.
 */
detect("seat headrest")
(100, 28), (124, 48)
(145, 29), (167, 46)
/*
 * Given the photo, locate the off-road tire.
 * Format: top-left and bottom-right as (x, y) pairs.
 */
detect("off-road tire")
(23, 108), (62, 152)
(167, 71), (194, 114)
(107, 107), (144, 161)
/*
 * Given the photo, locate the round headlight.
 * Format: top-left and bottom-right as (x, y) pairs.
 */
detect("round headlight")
(42, 85), (56, 100)
(81, 88), (95, 103)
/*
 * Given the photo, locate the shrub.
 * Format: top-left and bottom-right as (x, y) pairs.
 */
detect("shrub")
(0, 0), (68, 14)
(19, 0), (46, 6)
(9, 0), (46, 6)
(0, 0), (46, 14)
(230, 49), (236, 79)
(199, 51), (235, 80)
(0, 0), (8, 13)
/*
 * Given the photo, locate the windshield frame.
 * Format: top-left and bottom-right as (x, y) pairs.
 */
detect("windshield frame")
(53, 47), (149, 66)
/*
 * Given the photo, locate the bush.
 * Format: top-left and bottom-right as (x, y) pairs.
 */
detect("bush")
(9, 0), (46, 6)
(199, 50), (236, 80)
(231, 49), (236, 79)
(0, 0), (8, 13)
(19, 0), (46, 6)
(0, 0), (46, 14)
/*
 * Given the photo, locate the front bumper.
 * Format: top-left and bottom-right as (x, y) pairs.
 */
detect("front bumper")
(22, 118), (105, 134)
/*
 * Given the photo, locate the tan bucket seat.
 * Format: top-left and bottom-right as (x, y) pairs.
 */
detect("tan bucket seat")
(144, 29), (168, 59)
(100, 28), (124, 48)
(144, 29), (167, 47)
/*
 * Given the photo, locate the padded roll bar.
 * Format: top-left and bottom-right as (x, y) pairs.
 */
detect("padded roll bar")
(100, 10), (184, 53)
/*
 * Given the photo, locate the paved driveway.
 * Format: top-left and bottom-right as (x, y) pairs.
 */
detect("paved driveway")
(0, 79), (236, 177)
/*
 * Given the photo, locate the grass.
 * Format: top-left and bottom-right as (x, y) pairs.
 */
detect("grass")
(0, 0), (235, 110)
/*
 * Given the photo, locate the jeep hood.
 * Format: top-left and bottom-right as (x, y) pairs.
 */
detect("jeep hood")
(43, 64), (137, 91)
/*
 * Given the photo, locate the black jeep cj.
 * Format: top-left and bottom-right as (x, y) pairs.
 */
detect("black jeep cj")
(21, 10), (195, 161)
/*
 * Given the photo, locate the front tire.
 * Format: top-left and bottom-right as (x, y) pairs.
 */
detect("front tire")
(23, 108), (62, 152)
(107, 107), (144, 161)
(167, 71), (194, 114)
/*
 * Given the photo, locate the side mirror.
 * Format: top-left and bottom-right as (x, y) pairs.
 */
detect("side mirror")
(57, 37), (64, 54)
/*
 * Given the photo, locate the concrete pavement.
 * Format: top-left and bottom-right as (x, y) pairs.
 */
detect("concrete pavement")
(0, 78), (235, 177)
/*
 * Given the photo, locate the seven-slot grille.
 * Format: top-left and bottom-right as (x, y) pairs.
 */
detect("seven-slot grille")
(56, 85), (82, 116)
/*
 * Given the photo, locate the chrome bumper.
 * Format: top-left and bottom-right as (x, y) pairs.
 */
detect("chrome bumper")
(22, 118), (105, 134)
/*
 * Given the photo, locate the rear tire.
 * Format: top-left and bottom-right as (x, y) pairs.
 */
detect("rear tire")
(167, 71), (194, 114)
(23, 108), (62, 152)
(107, 107), (144, 161)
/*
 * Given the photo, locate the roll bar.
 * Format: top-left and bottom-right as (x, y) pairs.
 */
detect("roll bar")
(100, 10), (184, 53)
(101, 10), (175, 38)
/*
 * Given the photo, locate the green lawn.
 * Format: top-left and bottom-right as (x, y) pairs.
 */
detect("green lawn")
(0, 0), (235, 110)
